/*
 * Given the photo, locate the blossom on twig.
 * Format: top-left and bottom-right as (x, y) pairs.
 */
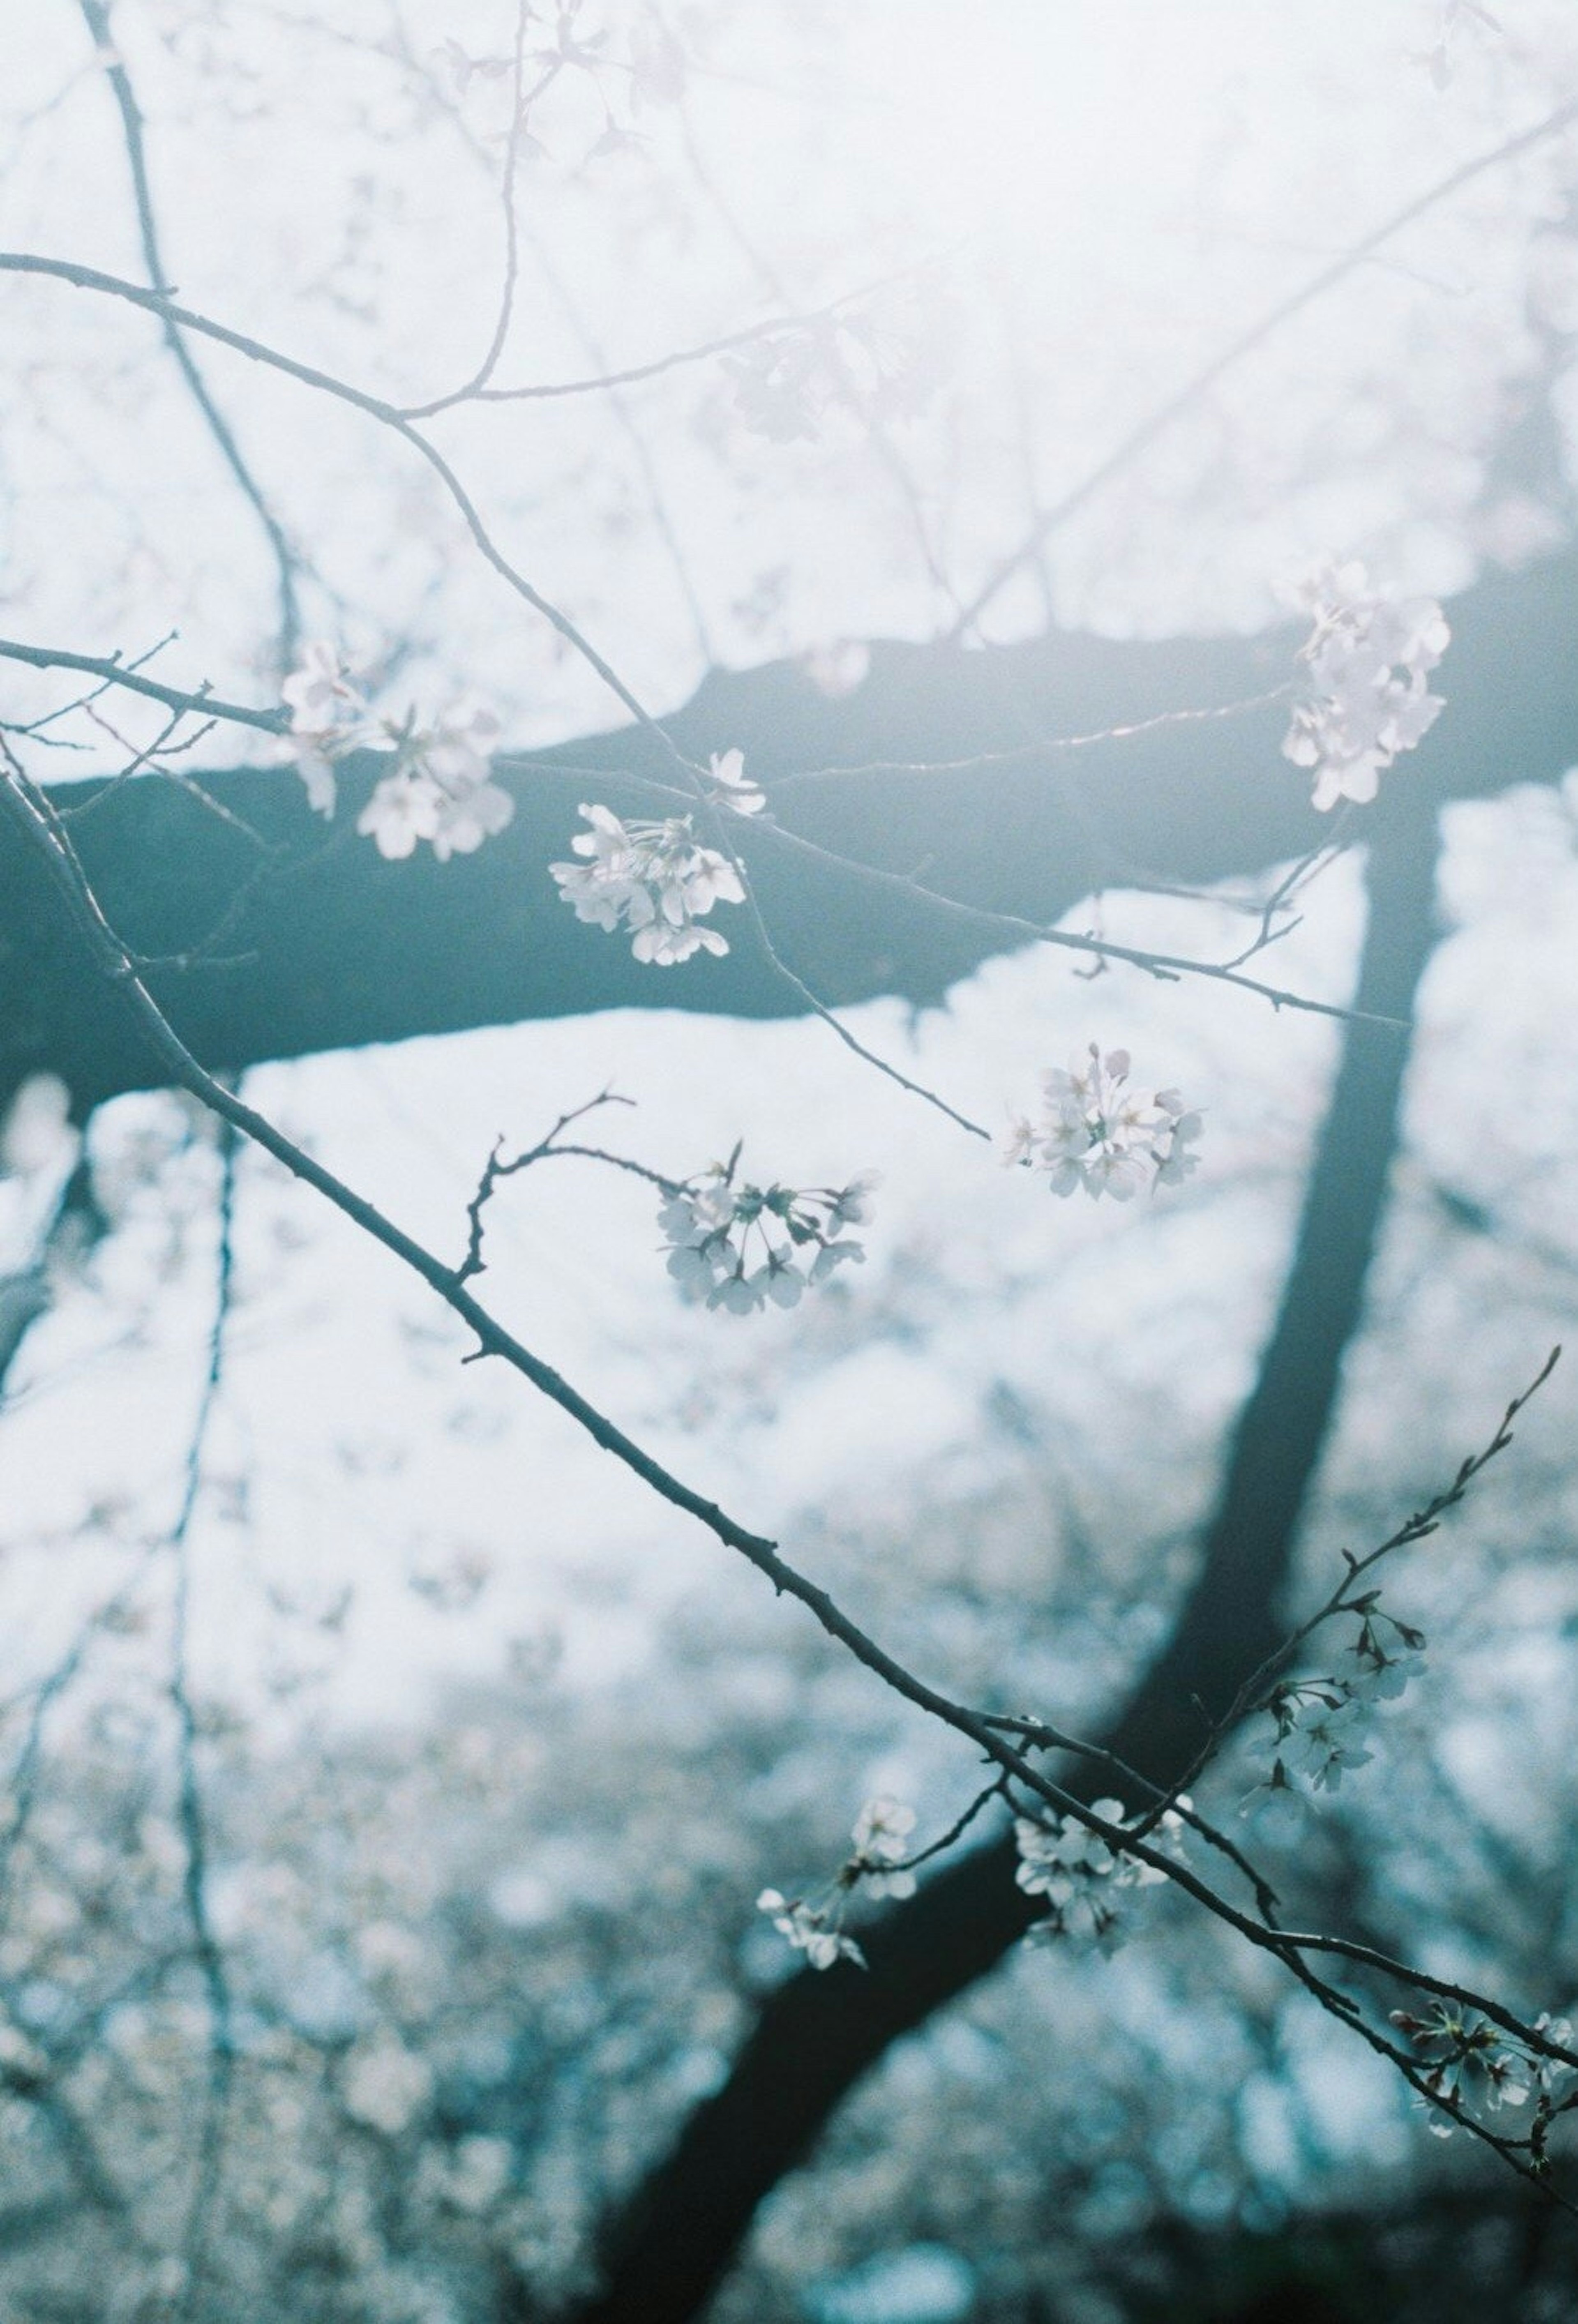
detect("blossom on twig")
(1014, 1796), (1186, 1954)
(757, 1795), (920, 1970)
(1243, 1607), (1426, 1831)
(658, 1150), (876, 1313)
(1282, 560), (1449, 811)
(850, 1796), (918, 1900)
(704, 747), (766, 816)
(1390, 2002), (1574, 2138)
(280, 643), (513, 859)
(755, 1890), (866, 1971)
(357, 703), (511, 863)
(281, 640), (366, 816)
(550, 805), (745, 963)
(1001, 1044), (1200, 1200)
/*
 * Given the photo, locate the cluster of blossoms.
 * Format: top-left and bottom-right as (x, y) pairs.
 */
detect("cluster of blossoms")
(1282, 560), (1450, 812)
(658, 1150), (876, 1314)
(757, 1797), (918, 1971)
(281, 643), (513, 862)
(1001, 1045), (1201, 1201)
(1014, 1796), (1187, 1955)
(1389, 2003), (1576, 2137)
(1244, 1607), (1426, 1836)
(550, 752), (759, 966)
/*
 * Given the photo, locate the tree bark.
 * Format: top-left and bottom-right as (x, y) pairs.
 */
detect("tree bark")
(7, 545), (1572, 1115)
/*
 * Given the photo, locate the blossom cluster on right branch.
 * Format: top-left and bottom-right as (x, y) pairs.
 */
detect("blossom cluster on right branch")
(1282, 560), (1449, 811)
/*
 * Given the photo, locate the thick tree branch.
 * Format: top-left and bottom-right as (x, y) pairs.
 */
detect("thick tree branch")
(4, 545), (1574, 1115)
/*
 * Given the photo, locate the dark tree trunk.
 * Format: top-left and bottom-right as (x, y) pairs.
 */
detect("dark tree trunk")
(7, 546), (1573, 1114)
(549, 812), (1444, 2324)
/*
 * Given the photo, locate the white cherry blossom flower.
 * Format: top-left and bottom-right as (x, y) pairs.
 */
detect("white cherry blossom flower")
(850, 1797), (917, 1900)
(1013, 1797), (1186, 1953)
(826, 1171), (881, 1228)
(422, 701), (501, 791)
(1530, 2013), (1578, 2096)
(384, 700), (513, 861)
(293, 746), (339, 818)
(1283, 560), (1449, 811)
(282, 639), (363, 736)
(705, 747), (766, 815)
(658, 1151), (873, 1314)
(1243, 1606), (1428, 1823)
(429, 782), (514, 862)
(358, 771), (443, 861)
(1242, 1767), (1311, 1842)
(1276, 1697), (1374, 1791)
(1331, 1625), (1426, 1704)
(551, 805), (744, 963)
(281, 648), (512, 857)
(1390, 2001), (1563, 2138)
(1003, 1045), (1200, 1200)
(281, 640), (371, 817)
(756, 1889), (865, 1972)
(1248, 1687), (1373, 1799)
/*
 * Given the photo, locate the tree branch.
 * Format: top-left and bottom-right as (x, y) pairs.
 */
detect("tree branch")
(5, 543), (1575, 1116)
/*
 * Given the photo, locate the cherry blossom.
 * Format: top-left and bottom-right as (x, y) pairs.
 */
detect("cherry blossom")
(282, 638), (362, 735)
(1013, 1796), (1186, 1954)
(756, 1889), (866, 1971)
(1390, 2002), (1573, 2139)
(757, 1796), (921, 1968)
(658, 1153), (876, 1313)
(1275, 1696), (1374, 1791)
(281, 648), (513, 858)
(360, 703), (513, 863)
(1282, 560), (1449, 811)
(357, 770), (442, 860)
(1331, 1616), (1427, 1704)
(550, 805), (745, 963)
(1002, 1045), (1201, 1200)
(704, 747), (766, 816)
(1243, 1605), (1428, 1825)
(850, 1796), (918, 1900)
(281, 639), (369, 817)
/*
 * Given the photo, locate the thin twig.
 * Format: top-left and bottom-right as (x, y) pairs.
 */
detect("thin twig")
(953, 92), (1578, 636)
(78, 0), (304, 660)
